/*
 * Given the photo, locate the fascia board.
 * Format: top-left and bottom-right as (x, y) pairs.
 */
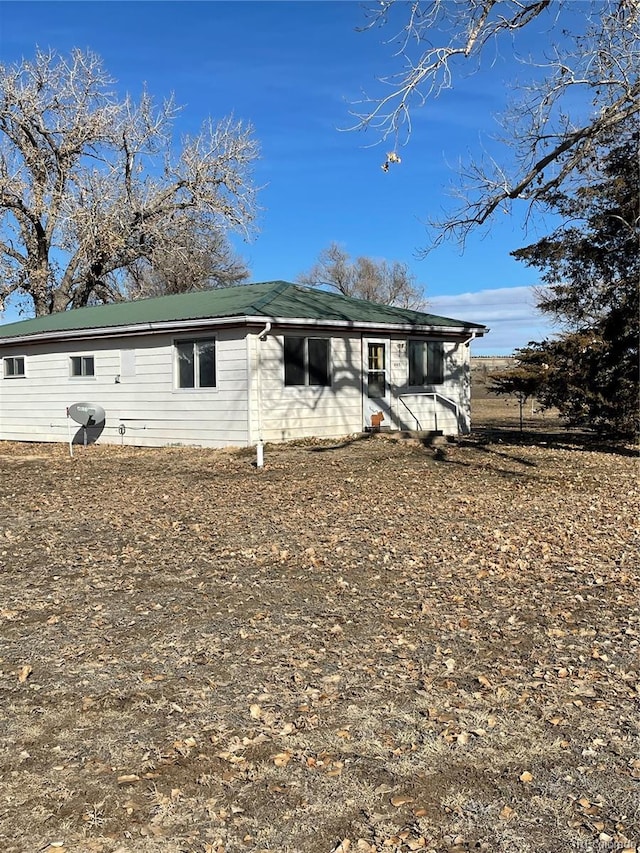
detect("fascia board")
(264, 317), (487, 337)
(0, 314), (487, 346)
(0, 315), (248, 346)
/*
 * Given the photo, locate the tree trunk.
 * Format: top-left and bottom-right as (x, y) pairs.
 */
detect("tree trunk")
(31, 266), (52, 317)
(51, 289), (70, 314)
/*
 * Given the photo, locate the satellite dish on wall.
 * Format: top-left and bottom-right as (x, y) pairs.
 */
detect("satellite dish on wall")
(67, 403), (106, 456)
(68, 402), (106, 427)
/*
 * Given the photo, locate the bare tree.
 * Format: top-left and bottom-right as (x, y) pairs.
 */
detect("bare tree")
(350, 0), (640, 245)
(298, 242), (425, 309)
(0, 49), (259, 316)
(123, 210), (249, 299)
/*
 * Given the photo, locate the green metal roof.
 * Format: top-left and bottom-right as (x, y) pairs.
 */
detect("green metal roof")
(0, 281), (487, 341)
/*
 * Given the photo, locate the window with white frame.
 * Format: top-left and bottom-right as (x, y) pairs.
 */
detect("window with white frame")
(3, 356), (25, 378)
(408, 340), (444, 386)
(175, 338), (216, 389)
(70, 355), (95, 377)
(284, 337), (330, 387)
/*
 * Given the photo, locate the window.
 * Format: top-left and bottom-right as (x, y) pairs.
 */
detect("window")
(3, 356), (25, 378)
(175, 338), (216, 389)
(367, 342), (386, 398)
(70, 355), (95, 377)
(408, 340), (444, 386)
(284, 337), (330, 387)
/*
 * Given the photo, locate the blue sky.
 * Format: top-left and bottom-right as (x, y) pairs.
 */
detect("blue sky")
(0, 0), (567, 353)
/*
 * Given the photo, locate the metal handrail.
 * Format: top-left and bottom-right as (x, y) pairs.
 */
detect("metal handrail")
(398, 395), (422, 430)
(398, 391), (459, 433)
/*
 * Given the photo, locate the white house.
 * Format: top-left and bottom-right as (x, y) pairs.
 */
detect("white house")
(0, 281), (488, 448)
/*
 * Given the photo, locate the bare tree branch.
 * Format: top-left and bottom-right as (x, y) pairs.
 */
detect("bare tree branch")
(0, 49), (259, 316)
(123, 210), (250, 299)
(430, 81), (640, 247)
(349, 0), (639, 246)
(298, 242), (426, 309)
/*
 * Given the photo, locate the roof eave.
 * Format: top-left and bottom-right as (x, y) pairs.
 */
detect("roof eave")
(0, 314), (487, 346)
(268, 317), (487, 337)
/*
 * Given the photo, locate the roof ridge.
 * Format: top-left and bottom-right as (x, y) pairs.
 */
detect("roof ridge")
(287, 283), (426, 319)
(246, 281), (293, 314)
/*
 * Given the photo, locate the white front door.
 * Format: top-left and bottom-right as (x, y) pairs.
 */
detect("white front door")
(363, 338), (391, 429)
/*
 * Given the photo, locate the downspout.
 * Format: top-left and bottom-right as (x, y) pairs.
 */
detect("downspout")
(255, 322), (272, 468)
(462, 331), (478, 434)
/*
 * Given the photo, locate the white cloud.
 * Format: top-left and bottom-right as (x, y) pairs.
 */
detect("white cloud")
(428, 286), (556, 355)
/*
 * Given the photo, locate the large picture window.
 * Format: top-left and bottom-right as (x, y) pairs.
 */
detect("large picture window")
(70, 355), (95, 377)
(175, 339), (216, 389)
(3, 356), (25, 378)
(408, 340), (444, 386)
(284, 337), (330, 387)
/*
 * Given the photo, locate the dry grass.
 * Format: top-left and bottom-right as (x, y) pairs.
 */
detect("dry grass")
(0, 397), (638, 853)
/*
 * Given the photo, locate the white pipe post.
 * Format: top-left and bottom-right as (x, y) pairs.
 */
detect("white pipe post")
(255, 322), (271, 469)
(67, 408), (73, 458)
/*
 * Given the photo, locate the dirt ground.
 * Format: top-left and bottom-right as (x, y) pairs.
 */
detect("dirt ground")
(0, 395), (638, 853)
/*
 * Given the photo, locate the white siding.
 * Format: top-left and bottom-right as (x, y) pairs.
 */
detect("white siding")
(0, 325), (473, 449)
(248, 331), (364, 443)
(389, 338), (471, 435)
(0, 330), (251, 448)
(247, 331), (472, 444)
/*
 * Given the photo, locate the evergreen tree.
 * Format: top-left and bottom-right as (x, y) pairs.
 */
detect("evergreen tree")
(511, 130), (639, 437)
